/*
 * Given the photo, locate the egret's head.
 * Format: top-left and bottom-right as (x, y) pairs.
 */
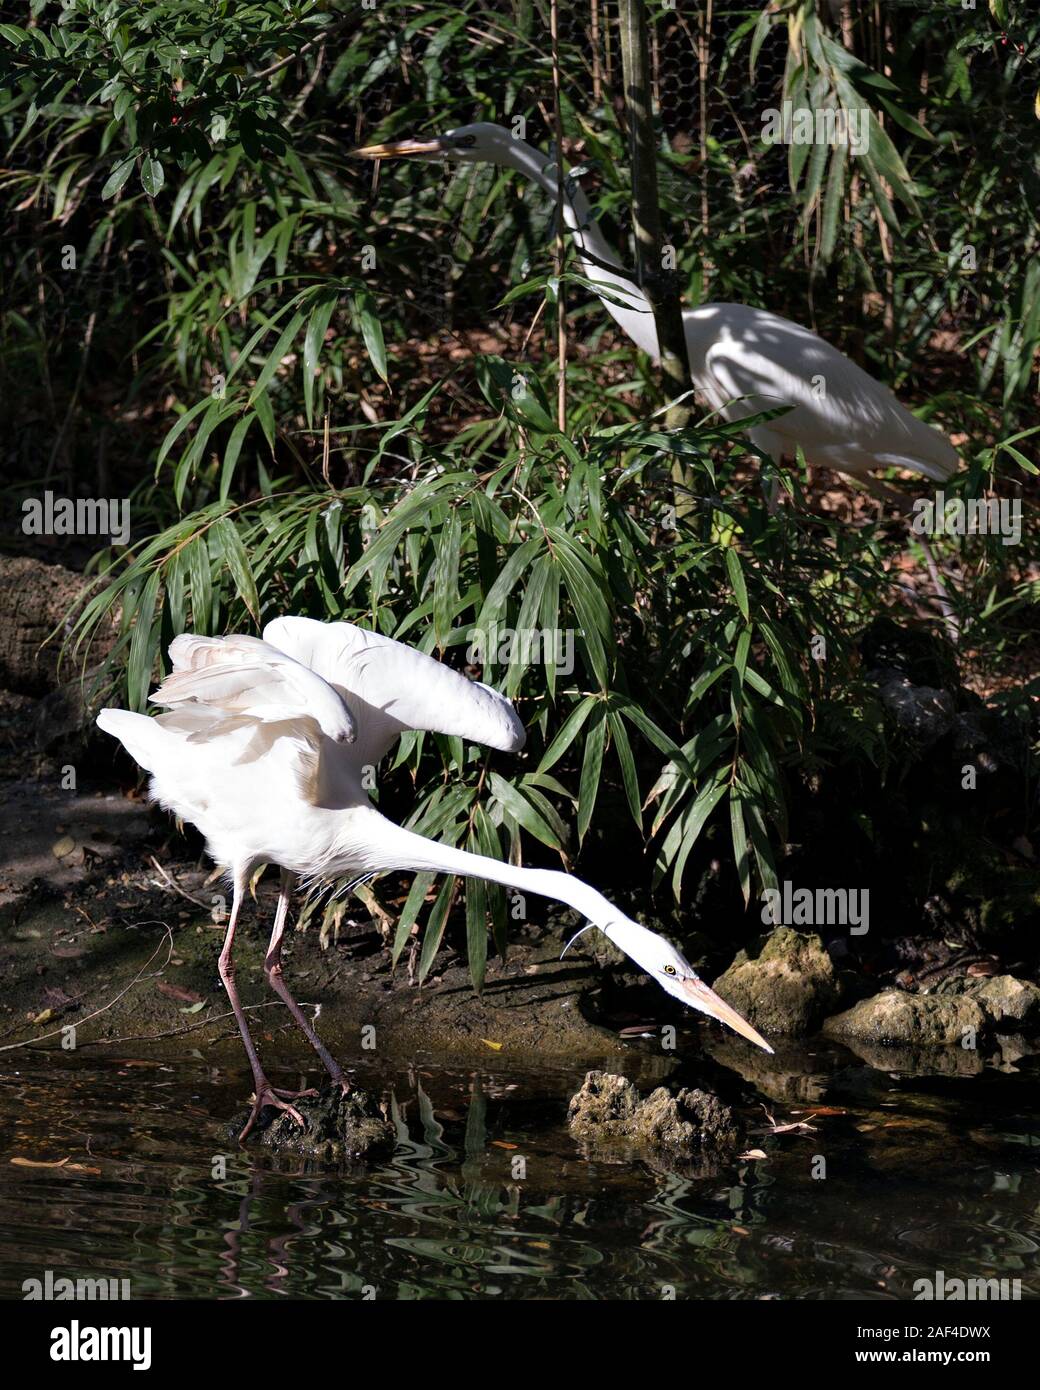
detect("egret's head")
(602, 917), (773, 1053)
(352, 123), (515, 166)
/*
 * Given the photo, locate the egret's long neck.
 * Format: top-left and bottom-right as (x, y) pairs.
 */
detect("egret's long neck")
(498, 138), (661, 360)
(354, 811), (617, 927)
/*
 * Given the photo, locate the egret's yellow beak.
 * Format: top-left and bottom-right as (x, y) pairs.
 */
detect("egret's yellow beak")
(682, 976), (774, 1053)
(351, 137), (446, 160)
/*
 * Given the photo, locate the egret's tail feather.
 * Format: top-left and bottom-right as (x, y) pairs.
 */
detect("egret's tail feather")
(873, 450), (958, 483)
(96, 708), (167, 774)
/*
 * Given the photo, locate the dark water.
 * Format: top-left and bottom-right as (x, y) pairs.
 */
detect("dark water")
(1, 1041), (1038, 1300)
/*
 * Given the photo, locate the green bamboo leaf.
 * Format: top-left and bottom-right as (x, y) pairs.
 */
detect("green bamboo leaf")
(433, 507), (462, 647)
(418, 876), (456, 982)
(734, 628), (752, 684)
(820, 141), (848, 263)
(354, 288), (388, 382)
(473, 805), (509, 961)
(730, 792), (752, 906)
(127, 569), (161, 712)
(303, 292), (337, 425)
(219, 414), (255, 501)
(577, 705), (607, 844)
(156, 395), (215, 472)
(608, 711), (641, 826)
(187, 533), (213, 633)
(539, 695), (598, 772)
(465, 876), (488, 993)
(247, 309), (305, 406)
(213, 517), (259, 621)
(392, 871), (435, 964)
(489, 772), (562, 851)
(669, 779), (727, 899)
(726, 547), (750, 621)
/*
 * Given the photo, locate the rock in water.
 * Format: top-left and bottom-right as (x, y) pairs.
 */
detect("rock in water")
(565, 1071), (640, 1138)
(243, 1087), (395, 1162)
(630, 1086), (739, 1152)
(713, 927), (842, 1035)
(823, 989), (986, 1046)
(823, 974), (1040, 1047)
(972, 975), (1040, 1032)
(567, 1071), (739, 1170)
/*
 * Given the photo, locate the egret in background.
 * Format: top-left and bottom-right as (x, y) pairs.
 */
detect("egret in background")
(98, 617), (772, 1140)
(353, 123), (959, 497)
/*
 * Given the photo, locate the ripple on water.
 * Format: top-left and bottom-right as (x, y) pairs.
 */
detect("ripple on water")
(1, 1049), (1039, 1300)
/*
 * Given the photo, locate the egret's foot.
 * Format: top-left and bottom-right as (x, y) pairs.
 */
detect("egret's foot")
(271, 1085), (319, 1101)
(238, 1084), (314, 1143)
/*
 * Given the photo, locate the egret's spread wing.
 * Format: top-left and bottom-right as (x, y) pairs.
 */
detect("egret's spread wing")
(263, 616), (526, 768)
(703, 322), (957, 482)
(99, 701), (325, 808)
(152, 633), (355, 742)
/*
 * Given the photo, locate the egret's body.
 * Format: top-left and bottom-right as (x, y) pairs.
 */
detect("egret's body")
(99, 617), (770, 1138)
(355, 123), (958, 489)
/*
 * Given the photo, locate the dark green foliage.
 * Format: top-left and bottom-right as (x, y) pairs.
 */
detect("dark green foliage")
(2, 1), (1037, 982)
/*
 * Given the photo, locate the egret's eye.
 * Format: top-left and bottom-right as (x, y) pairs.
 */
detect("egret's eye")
(663, 964), (677, 976)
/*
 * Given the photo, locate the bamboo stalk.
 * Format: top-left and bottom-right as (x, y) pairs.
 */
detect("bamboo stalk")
(591, 0), (602, 106)
(550, 0), (567, 434)
(618, 0), (690, 425)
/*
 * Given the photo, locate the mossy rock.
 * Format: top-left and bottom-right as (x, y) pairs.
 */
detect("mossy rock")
(823, 989), (986, 1047)
(713, 927), (842, 1035)
(246, 1086), (395, 1163)
(567, 1071), (739, 1156)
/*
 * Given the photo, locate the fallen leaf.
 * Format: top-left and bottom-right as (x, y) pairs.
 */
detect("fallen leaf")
(180, 1000), (206, 1014)
(50, 944), (86, 960)
(491, 1140), (518, 1150)
(10, 1156), (99, 1174)
(156, 980), (204, 1005)
(739, 1148), (768, 1160)
(480, 1038), (503, 1051)
(28, 1008), (53, 1026)
(51, 836), (76, 859)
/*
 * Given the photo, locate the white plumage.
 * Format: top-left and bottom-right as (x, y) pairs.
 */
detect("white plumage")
(98, 618), (771, 1138)
(152, 632), (357, 744)
(354, 122), (958, 489)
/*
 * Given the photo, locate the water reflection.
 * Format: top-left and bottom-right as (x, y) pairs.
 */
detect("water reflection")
(0, 1045), (1038, 1299)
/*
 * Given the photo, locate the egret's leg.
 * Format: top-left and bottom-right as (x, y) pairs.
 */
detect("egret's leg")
(264, 869), (350, 1094)
(217, 870), (309, 1142)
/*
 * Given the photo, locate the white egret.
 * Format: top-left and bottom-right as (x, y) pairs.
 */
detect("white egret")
(354, 123), (959, 493)
(98, 617), (771, 1140)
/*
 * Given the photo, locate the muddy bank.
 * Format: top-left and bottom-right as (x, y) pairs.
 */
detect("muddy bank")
(0, 874), (633, 1066)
